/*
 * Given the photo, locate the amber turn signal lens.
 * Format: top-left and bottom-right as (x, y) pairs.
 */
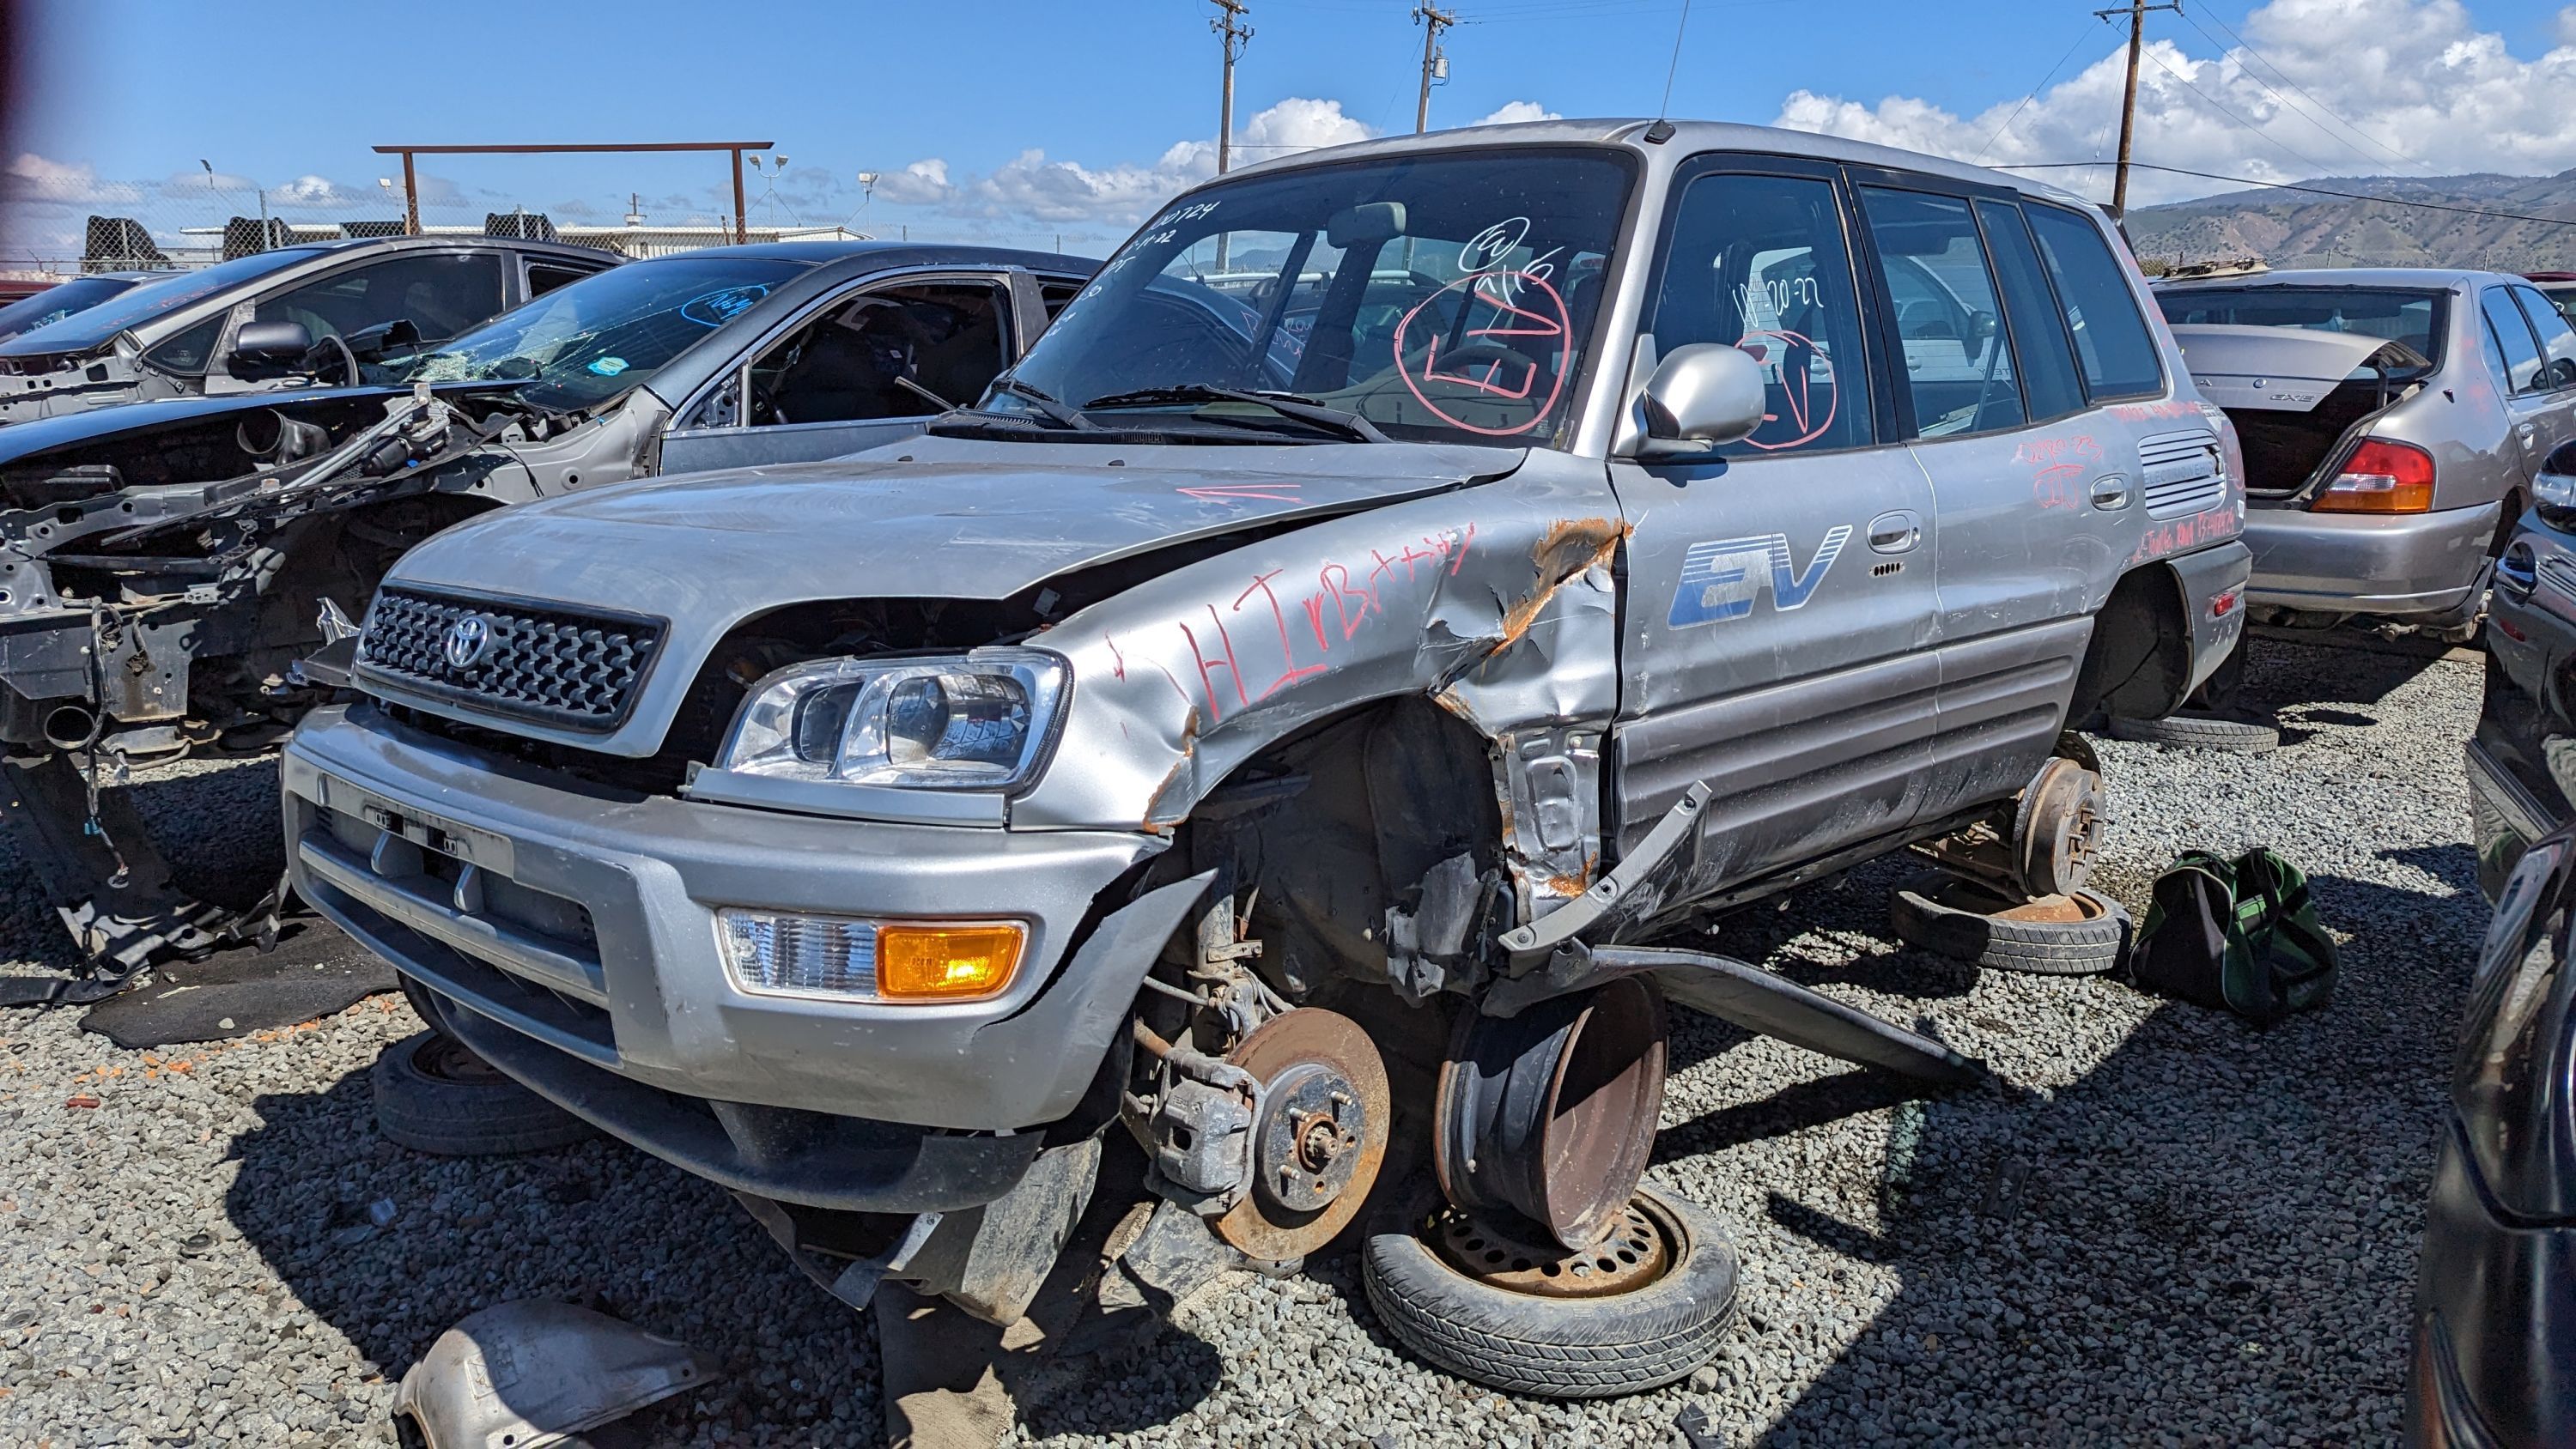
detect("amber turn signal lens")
(2312, 438), (2435, 514)
(876, 923), (1026, 1000)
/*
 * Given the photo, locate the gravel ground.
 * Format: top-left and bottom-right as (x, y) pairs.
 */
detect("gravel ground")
(0, 634), (2480, 1446)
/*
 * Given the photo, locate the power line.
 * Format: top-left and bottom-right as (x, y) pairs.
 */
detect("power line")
(2189, 3), (2426, 173)
(1998, 160), (2576, 227)
(1975, 15), (2108, 164)
(2132, 27), (2341, 182)
(2169, 5), (2420, 177)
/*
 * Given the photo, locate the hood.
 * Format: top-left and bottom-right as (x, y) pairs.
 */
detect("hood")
(2167, 323), (2420, 414)
(377, 433), (1525, 756)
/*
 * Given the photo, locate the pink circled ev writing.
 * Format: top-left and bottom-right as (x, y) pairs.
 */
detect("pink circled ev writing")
(1391, 270), (1571, 438)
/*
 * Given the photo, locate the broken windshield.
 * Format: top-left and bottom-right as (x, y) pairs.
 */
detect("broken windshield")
(999, 148), (1634, 447)
(386, 255), (811, 410)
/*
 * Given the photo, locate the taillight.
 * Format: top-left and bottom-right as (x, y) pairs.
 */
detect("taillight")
(2312, 438), (2434, 513)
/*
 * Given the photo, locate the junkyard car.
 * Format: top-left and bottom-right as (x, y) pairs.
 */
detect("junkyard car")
(0, 233), (618, 424)
(2157, 269), (2567, 635)
(0, 241), (1092, 970)
(287, 120), (2250, 1394)
(0, 271), (171, 344)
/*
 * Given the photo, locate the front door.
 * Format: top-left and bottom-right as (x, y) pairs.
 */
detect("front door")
(659, 270), (1030, 474)
(1608, 156), (1941, 890)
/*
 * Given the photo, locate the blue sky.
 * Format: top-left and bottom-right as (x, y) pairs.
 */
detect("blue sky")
(12, 0), (2576, 258)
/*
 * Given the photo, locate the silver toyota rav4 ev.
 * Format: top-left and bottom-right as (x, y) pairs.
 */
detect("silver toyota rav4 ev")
(283, 119), (2250, 1396)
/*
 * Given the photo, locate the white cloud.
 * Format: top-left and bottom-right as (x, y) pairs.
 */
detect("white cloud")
(1773, 0), (2576, 205)
(877, 98), (1376, 233)
(1473, 100), (1561, 126)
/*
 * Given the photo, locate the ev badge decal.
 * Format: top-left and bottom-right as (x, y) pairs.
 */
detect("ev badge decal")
(442, 614), (495, 670)
(1667, 525), (1854, 628)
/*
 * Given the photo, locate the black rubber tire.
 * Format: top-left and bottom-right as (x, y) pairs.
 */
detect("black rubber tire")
(371, 1029), (598, 1156)
(2104, 711), (2280, 753)
(1888, 870), (2131, 975)
(1360, 1179), (1739, 1398)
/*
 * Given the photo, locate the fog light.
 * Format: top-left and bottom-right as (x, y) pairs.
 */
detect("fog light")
(714, 910), (1025, 1002)
(878, 923), (1025, 1000)
(718, 910), (878, 997)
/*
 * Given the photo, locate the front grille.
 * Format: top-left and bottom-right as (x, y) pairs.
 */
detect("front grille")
(355, 585), (665, 732)
(2138, 428), (2225, 518)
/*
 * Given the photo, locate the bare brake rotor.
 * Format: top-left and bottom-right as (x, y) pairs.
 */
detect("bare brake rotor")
(2014, 756), (2106, 899)
(1214, 1007), (1392, 1261)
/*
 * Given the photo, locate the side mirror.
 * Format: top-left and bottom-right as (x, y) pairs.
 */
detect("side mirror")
(231, 319), (313, 365)
(1631, 343), (1766, 459)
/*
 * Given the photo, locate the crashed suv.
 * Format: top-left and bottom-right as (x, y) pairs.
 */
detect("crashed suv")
(288, 121), (2250, 1395)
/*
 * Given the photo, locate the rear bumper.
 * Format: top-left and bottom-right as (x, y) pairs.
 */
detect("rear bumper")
(284, 702), (1187, 1150)
(2243, 501), (2498, 616)
(2168, 539), (2253, 699)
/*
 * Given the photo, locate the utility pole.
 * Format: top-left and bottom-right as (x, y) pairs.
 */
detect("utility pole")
(2095, 0), (2178, 219)
(1413, 4), (1455, 134)
(1212, 0), (1251, 175)
(1210, 0), (1250, 270)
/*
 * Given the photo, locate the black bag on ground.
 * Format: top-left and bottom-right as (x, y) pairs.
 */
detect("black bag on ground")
(2128, 848), (2337, 1025)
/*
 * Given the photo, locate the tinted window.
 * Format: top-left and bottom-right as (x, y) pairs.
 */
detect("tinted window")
(526, 264), (591, 299)
(1976, 200), (2084, 421)
(2156, 285), (2443, 369)
(2482, 288), (2546, 393)
(1645, 170), (1872, 455)
(2025, 204), (2165, 399)
(254, 252), (507, 347)
(0, 247), (324, 355)
(2512, 285), (2576, 391)
(1860, 187), (2024, 437)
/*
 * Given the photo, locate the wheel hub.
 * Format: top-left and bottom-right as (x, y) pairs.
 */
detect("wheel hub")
(1428, 1197), (1672, 1299)
(2014, 757), (2106, 898)
(1214, 1008), (1391, 1260)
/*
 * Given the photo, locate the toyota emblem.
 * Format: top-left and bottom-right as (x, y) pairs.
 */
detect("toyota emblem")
(442, 614), (495, 670)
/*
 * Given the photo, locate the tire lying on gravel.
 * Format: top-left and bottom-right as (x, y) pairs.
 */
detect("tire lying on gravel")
(2105, 711), (2281, 752)
(372, 1030), (598, 1156)
(1889, 870), (2131, 975)
(1361, 1178), (1739, 1398)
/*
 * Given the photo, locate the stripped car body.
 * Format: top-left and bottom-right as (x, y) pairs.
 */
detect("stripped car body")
(287, 120), (2250, 1347)
(2158, 269), (2569, 631)
(0, 234), (618, 425)
(0, 242), (1092, 971)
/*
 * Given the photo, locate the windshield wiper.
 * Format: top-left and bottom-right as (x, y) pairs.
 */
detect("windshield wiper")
(1082, 385), (1391, 444)
(984, 376), (1096, 430)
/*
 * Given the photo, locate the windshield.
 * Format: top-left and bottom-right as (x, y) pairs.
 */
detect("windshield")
(387, 255), (811, 410)
(0, 276), (148, 341)
(1000, 148), (1635, 446)
(2155, 286), (2445, 372)
(0, 249), (325, 355)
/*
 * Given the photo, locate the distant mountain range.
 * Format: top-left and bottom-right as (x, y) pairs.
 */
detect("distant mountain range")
(2123, 169), (2576, 274)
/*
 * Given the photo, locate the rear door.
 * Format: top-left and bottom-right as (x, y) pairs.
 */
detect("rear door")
(2481, 285), (2557, 482)
(1607, 155), (1942, 889)
(659, 268), (1039, 473)
(2508, 282), (2576, 468)
(1852, 176), (2137, 821)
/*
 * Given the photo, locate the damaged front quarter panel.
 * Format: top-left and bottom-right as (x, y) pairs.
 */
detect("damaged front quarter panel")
(1015, 450), (1626, 931)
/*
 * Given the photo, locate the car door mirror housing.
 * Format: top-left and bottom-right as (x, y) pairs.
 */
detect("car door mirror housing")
(231, 319), (313, 365)
(1631, 343), (1766, 459)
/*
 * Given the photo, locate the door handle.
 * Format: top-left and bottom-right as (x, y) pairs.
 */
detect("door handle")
(2520, 421), (2540, 440)
(2090, 474), (2134, 510)
(1867, 510), (1921, 554)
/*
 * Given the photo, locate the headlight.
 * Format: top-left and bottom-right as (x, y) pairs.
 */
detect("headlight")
(716, 649), (1066, 791)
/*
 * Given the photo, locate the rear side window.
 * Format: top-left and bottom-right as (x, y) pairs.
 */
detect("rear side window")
(526, 263), (590, 299)
(2024, 204), (2163, 401)
(1858, 186), (2025, 437)
(2482, 288), (2546, 393)
(1646, 170), (1874, 455)
(1975, 200), (2084, 421)
(2511, 284), (2576, 391)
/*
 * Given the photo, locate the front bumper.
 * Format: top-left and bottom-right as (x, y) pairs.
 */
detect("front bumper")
(2243, 501), (2499, 616)
(284, 704), (1182, 1145)
(2409, 1117), (2576, 1447)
